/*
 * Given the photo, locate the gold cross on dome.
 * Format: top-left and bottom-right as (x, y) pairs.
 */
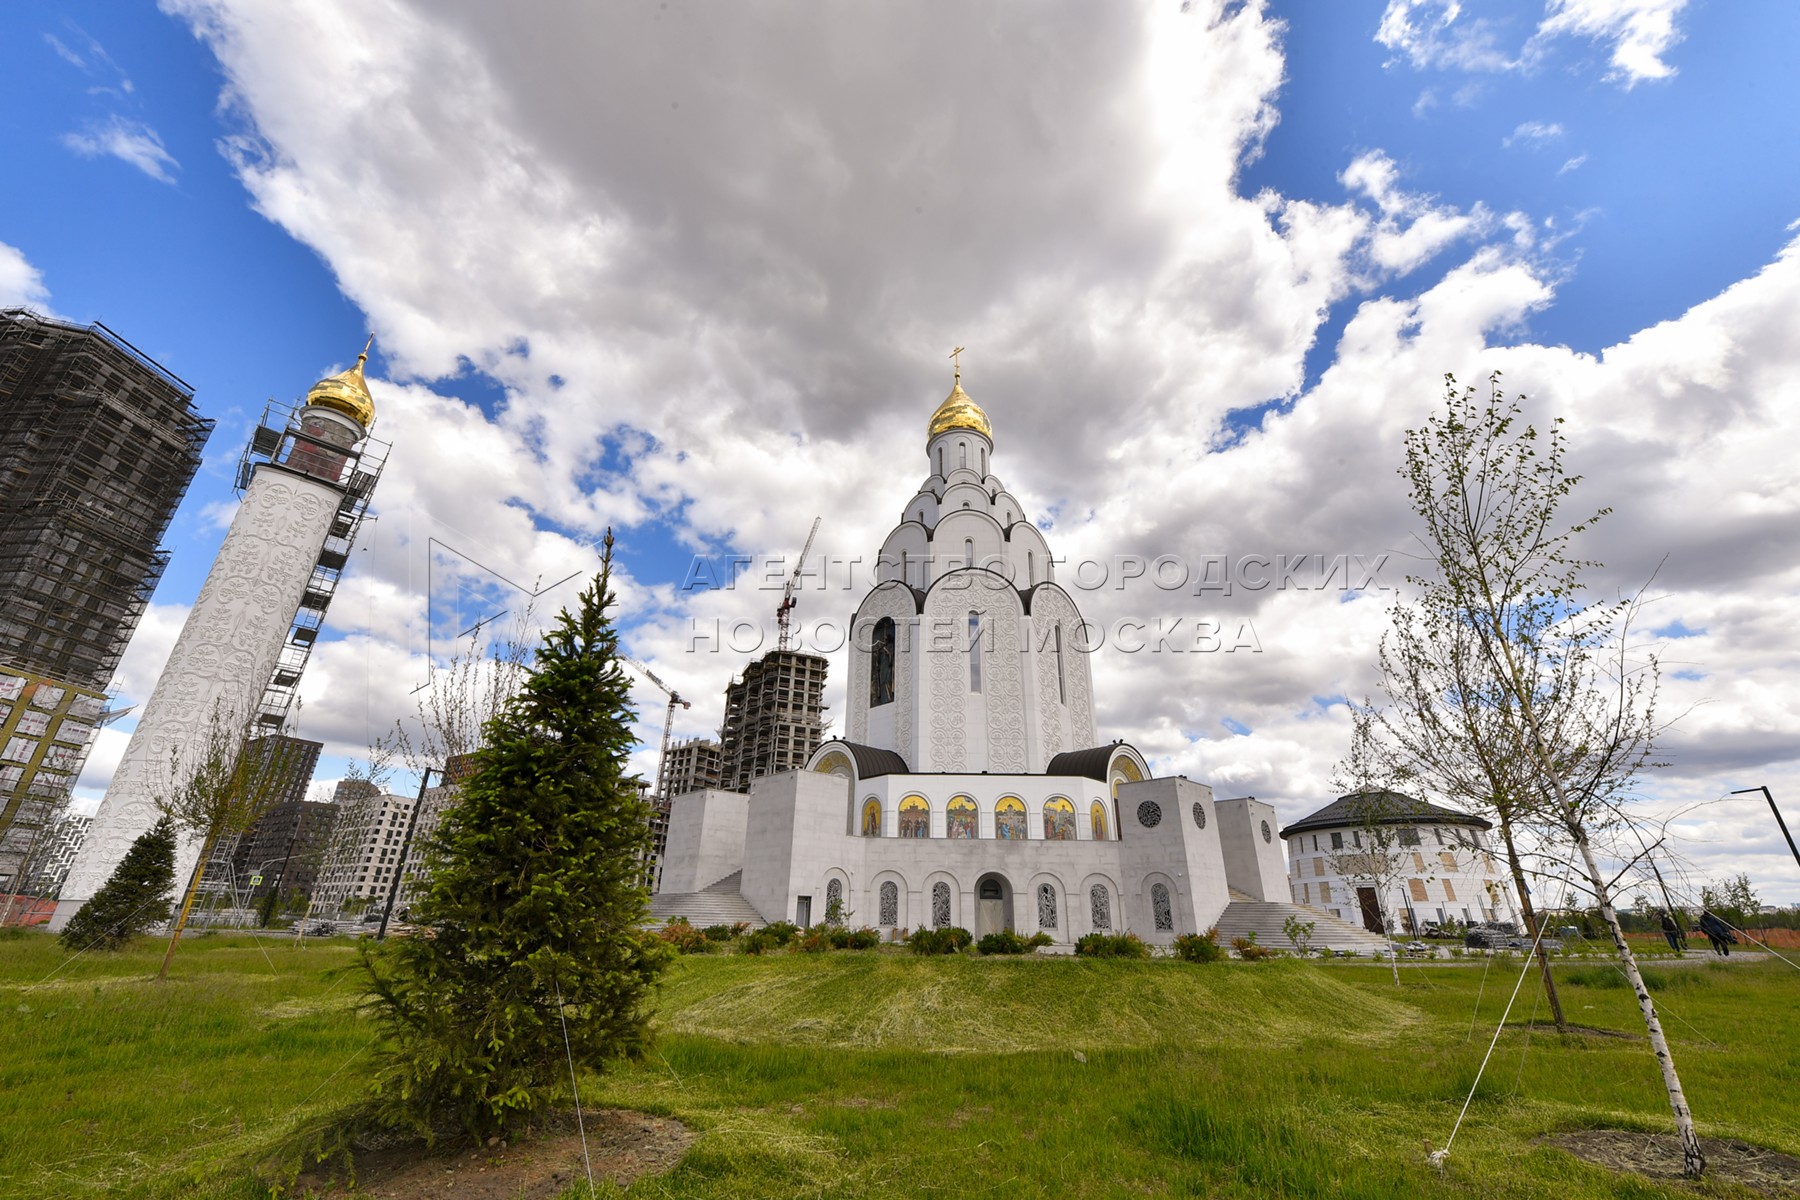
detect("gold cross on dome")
(949, 345), (965, 385)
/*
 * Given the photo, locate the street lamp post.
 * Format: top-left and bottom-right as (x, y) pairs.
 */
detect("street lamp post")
(1731, 786), (1800, 873)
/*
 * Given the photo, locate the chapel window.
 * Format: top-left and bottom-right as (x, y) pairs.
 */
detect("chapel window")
(1036, 883), (1058, 930)
(1090, 800), (1109, 841)
(937, 448), (944, 475)
(1027, 550), (1034, 584)
(946, 795), (978, 839)
(964, 538), (975, 569)
(995, 796), (1027, 839)
(1089, 884), (1111, 930)
(968, 611), (982, 693)
(960, 442), (968, 469)
(1043, 797), (1076, 840)
(861, 798), (882, 837)
(898, 794), (930, 838)
(932, 881), (952, 928)
(826, 877), (844, 922)
(870, 617), (896, 707)
(879, 881), (899, 926)
(1152, 882), (1173, 931)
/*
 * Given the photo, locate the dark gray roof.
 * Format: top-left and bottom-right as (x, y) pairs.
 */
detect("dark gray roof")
(1279, 790), (1491, 838)
(1044, 743), (1124, 781)
(827, 741), (910, 779)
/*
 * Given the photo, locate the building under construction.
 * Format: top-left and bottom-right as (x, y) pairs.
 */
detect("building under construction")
(0, 310), (212, 891)
(664, 738), (723, 799)
(718, 650), (828, 793)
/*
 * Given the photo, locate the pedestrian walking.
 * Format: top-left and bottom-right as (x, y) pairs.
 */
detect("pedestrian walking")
(1659, 910), (1684, 954)
(1697, 909), (1737, 957)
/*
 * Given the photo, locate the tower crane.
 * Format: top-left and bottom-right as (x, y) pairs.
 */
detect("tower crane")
(621, 654), (689, 804)
(776, 516), (823, 652)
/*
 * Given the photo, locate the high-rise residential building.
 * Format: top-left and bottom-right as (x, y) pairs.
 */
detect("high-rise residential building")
(26, 811), (90, 896)
(217, 735), (325, 902)
(717, 650), (828, 793)
(53, 347), (387, 930)
(0, 310), (213, 893)
(309, 780), (415, 917)
(664, 738), (723, 799)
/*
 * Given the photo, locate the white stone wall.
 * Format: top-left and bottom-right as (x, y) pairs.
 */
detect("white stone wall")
(658, 787), (749, 894)
(733, 767), (1233, 945)
(53, 464), (342, 928)
(1213, 797), (1288, 901)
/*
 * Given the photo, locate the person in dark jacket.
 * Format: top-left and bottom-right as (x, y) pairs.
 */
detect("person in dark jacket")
(1697, 909), (1736, 956)
(1659, 910), (1684, 953)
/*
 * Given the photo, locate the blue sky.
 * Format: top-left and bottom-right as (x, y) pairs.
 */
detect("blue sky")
(5, 0), (1798, 902)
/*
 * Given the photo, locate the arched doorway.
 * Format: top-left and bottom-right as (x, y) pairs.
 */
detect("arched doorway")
(975, 873), (1013, 939)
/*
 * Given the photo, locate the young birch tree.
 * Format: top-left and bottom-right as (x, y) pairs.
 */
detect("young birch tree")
(155, 705), (308, 980)
(1398, 373), (1702, 1177)
(1373, 589), (1573, 1032)
(1329, 708), (1410, 986)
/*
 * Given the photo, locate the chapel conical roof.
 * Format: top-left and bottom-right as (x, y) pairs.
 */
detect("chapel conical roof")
(305, 342), (375, 429)
(927, 381), (991, 440)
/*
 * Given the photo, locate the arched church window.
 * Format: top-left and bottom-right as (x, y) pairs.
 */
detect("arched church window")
(932, 881), (951, 928)
(960, 441), (968, 469)
(870, 617), (896, 707)
(1043, 797), (1076, 840)
(968, 611), (983, 693)
(995, 796), (1026, 840)
(981, 447), (987, 473)
(899, 549), (908, 585)
(1053, 625), (1065, 702)
(1090, 885), (1111, 929)
(1027, 550), (1034, 585)
(898, 794), (930, 838)
(1152, 882), (1174, 931)
(826, 877), (844, 922)
(937, 448), (944, 476)
(964, 537), (975, 569)
(979, 878), (1003, 900)
(879, 880), (899, 926)
(861, 798), (882, 837)
(946, 795), (977, 839)
(1036, 883), (1058, 930)
(1090, 801), (1109, 841)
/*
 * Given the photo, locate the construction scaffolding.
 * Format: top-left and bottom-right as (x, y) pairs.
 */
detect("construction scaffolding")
(234, 399), (389, 731)
(0, 309), (212, 898)
(0, 309), (213, 691)
(718, 650), (828, 793)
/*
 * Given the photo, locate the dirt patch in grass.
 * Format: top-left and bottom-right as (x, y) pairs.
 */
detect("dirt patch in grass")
(294, 1108), (692, 1199)
(1547, 1131), (1800, 1196)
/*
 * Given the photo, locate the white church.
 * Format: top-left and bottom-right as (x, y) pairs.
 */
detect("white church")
(654, 370), (1386, 951)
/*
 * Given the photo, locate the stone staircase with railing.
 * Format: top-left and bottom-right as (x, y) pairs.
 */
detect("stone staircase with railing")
(1212, 887), (1394, 954)
(648, 870), (768, 930)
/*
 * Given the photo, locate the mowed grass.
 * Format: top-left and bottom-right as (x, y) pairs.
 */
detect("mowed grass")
(1, 928), (1796, 1200)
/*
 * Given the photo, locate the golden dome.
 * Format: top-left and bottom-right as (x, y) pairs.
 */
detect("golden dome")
(305, 344), (375, 429)
(927, 381), (991, 441)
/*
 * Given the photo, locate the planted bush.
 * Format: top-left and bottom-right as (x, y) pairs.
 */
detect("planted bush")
(1172, 930), (1226, 963)
(1075, 932), (1150, 959)
(907, 926), (972, 955)
(829, 926), (882, 950)
(701, 924), (736, 942)
(977, 930), (1035, 955)
(657, 918), (709, 954)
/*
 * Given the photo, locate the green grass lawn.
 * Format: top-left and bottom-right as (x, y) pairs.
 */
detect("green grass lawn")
(1, 928), (1794, 1199)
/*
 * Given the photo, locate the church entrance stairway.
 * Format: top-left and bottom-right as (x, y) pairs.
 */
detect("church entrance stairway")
(1212, 888), (1394, 955)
